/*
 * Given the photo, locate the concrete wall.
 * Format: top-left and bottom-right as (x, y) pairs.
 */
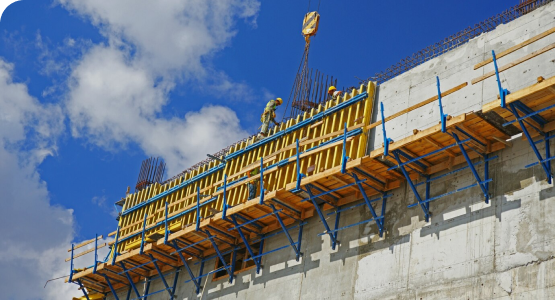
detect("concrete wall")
(106, 3), (555, 299)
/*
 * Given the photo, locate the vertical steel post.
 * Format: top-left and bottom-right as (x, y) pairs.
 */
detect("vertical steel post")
(296, 139), (302, 191)
(140, 213), (147, 254)
(259, 157), (265, 205)
(425, 176), (431, 216)
(69, 244), (74, 282)
(547, 133), (552, 184)
(332, 210), (340, 250)
(229, 248), (237, 284)
(222, 174), (228, 219)
(164, 202), (169, 244)
(296, 223), (304, 261)
(196, 186), (201, 231)
(492, 50), (509, 108)
(196, 262), (205, 294)
(484, 154), (490, 204)
(437, 76), (447, 133)
(171, 268), (180, 296)
(257, 238), (264, 273)
(380, 102), (393, 157)
(93, 233), (98, 274)
(112, 226), (120, 265)
(341, 122), (348, 174)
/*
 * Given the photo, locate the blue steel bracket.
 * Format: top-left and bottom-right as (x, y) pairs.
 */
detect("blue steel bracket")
(222, 174), (228, 220)
(69, 244), (75, 282)
(111, 226), (121, 265)
(304, 185), (340, 249)
(508, 103), (553, 184)
(392, 150), (432, 222)
(147, 254), (175, 299)
(437, 76), (448, 133)
(349, 173), (387, 237)
(93, 233), (99, 274)
(229, 214), (262, 273)
(341, 122), (349, 174)
(75, 279), (91, 300)
(492, 50), (510, 108)
(449, 132), (492, 202)
(380, 102), (394, 157)
(203, 229), (234, 282)
(102, 274), (119, 300)
(268, 204), (303, 261)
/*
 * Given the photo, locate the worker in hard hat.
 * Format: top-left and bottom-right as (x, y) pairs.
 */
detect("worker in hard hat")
(257, 98), (282, 140)
(328, 86), (343, 101)
(247, 167), (260, 200)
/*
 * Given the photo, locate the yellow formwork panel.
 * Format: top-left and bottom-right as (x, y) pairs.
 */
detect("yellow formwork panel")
(114, 83), (376, 252)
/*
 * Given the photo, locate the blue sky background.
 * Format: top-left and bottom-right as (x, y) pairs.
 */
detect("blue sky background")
(0, 0), (518, 298)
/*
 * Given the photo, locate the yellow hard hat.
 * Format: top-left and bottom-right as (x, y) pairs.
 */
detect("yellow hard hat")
(328, 86), (336, 92)
(275, 98), (283, 105)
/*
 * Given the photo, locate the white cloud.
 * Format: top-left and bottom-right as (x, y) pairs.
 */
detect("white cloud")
(58, 0), (260, 175)
(0, 59), (79, 299)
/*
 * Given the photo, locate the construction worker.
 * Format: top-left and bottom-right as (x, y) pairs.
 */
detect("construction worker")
(257, 98), (282, 140)
(247, 167), (260, 200)
(328, 86), (343, 101)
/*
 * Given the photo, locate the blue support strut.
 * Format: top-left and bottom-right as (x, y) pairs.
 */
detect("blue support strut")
(269, 204), (302, 260)
(76, 279), (91, 300)
(450, 132), (491, 202)
(112, 226), (120, 265)
(147, 254), (174, 298)
(93, 233), (98, 274)
(304, 185), (339, 249)
(259, 157), (265, 205)
(102, 275), (120, 300)
(140, 213), (147, 255)
(381, 102), (394, 157)
(205, 230), (234, 281)
(509, 103), (553, 183)
(437, 76), (447, 133)
(341, 122), (348, 174)
(229, 215), (262, 273)
(119, 263), (141, 298)
(171, 241), (202, 292)
(350, 173), (386, 237)
(164, 202), (169, 245)
(392, 150), (431, 221)
(492, 50), (510, 108)
(222, 174), (228, 219)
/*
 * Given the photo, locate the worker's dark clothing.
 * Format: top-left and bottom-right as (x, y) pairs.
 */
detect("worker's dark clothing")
(247, 168), (260, 200)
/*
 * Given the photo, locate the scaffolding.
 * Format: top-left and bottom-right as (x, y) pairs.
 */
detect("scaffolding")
(64, 10), (555, 300)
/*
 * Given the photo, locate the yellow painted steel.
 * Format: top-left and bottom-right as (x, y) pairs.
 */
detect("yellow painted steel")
(114, 83), (376, 253)
(302, 11), (320, 37)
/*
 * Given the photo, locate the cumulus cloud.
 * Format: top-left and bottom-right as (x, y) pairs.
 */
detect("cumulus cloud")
(0, 59), (78, 299)
(58, 0), (261, 174)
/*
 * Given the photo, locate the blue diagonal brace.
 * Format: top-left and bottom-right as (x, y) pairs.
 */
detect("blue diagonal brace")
(269, 204), (303, 260)
(229, 215), (262, 273)
(509, 103), (553, 184)
(147, 254), (174, 298)
(119, 262), (141, 297)
(304, 185), (339, 249)
(204, 230), (234, 281)
(170, 241), (201, 292)
(350, 173), (387, 237)
(437, 76), (448, 133)
(102, 274), (120, 300)
(392, 150), (431, 222)
(450, 132), (491, 202)
(492, 50), (510, 108)
(76, 279), (91, 300)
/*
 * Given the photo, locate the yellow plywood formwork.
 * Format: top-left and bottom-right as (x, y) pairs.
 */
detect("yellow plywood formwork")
(110, 83), (376, 254)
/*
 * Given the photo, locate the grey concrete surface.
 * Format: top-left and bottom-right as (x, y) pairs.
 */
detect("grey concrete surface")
(106, 3), (555, 299)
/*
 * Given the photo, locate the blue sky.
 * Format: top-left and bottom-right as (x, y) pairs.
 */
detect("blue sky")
(0, 0), (515, 298)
